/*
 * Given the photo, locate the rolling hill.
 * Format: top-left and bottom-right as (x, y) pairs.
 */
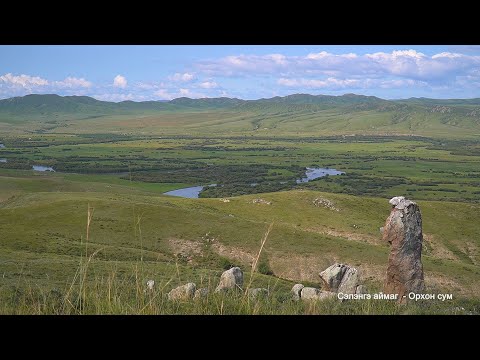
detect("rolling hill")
(1, 93), (480, 139)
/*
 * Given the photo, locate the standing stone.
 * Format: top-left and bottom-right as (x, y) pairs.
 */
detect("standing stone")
(291, 284), (304, 301)
(215, 267), (243, 292)
(168, 283), (196, 301)
(383, 196), (425, 302)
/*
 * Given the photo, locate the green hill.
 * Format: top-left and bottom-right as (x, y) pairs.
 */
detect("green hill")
(2, 93), (480, 138)
(0, 169), (479, 314)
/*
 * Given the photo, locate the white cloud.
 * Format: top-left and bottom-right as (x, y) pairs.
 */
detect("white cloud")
(278, 77), (361, 89)
(55, 77), (92, 88)
(179, 88), (190, 96)
(169, 72), (195, 82)
(0, 73), (49, 88)
(197, 50), (480, 83)
(113, 75), (127, 88)
(153, 89), (175, 100)
(278, 77), (429, 90)
(199, 81), (218, 89)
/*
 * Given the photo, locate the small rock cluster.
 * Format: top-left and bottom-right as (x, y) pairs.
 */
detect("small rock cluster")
(252, 198), (272, 205)
(292, 263), (366, 302)
(162, 267), (270, 302)
(220, 198), (230, 203)
(155, 262), (366, 303)
(312, 197), (339, 211)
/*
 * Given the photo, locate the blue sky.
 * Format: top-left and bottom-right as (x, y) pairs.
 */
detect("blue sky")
(1, 45), (480, 101)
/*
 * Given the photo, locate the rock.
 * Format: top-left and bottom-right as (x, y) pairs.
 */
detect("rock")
(248, 288), (269, 300)
(319, 263), (360, 294)
(316, 291), (337, 300)
(215, 267), (243, 292)
(319, 263), (348, 292)
(252, 198), (272, 205)
(300, 287), (336, 301)
(194, 288), (209, 300)
(291, 284), (304, 300)
(337, 267), (359, 294)
(168, 283), (196, 301)
(379, 226), (384, 234)
(312, 197), (339, 211)
(383, 196), (425, 303)
(300, 287), (321, 300)
(220, 198), (230, 203)
(146, 279), (155, 291)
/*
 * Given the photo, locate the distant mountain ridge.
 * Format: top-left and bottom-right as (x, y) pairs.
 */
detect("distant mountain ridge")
(2, 93), (480, 138)
(1, 93), (480, 121)
(2, 93), (480, 111)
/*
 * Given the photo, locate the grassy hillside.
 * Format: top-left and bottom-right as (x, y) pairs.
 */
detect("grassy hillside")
(1, 170), (479, 314)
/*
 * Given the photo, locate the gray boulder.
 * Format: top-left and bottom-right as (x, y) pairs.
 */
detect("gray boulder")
(338, 267), (359, 294)
(301, 287), (336, 301)
(300, 287), (321, 300)
(215, 267), (243, 292)
(194, 288), (209, 300)
(319, 263), (348, 292)
(319, 263), (360, 294)
(168, 283), (196, 301)
(291, 283), (304, 301)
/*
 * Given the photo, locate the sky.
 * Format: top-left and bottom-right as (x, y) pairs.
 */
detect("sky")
(1, 45), (480, 101)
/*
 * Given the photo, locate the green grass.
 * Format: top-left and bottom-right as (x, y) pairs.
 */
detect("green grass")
(1, 170), (479, 309)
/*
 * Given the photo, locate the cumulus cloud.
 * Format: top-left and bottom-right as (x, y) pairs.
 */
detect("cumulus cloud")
(55, 77), (92, 88)
(169, 73), (195, 82)
(0, 73), (49, 88)
(113, 75), (127, 88)
(0, 73), (93, 98)
(199, 81), (218, 89)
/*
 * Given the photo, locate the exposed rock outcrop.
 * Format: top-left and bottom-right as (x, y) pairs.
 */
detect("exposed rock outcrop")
(252, 199), (272, 205)
(168, 283), (196, 301)
(312, 197), (339, 211)
(383, 196), (425, 302)
(215, 267), (243, 292)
